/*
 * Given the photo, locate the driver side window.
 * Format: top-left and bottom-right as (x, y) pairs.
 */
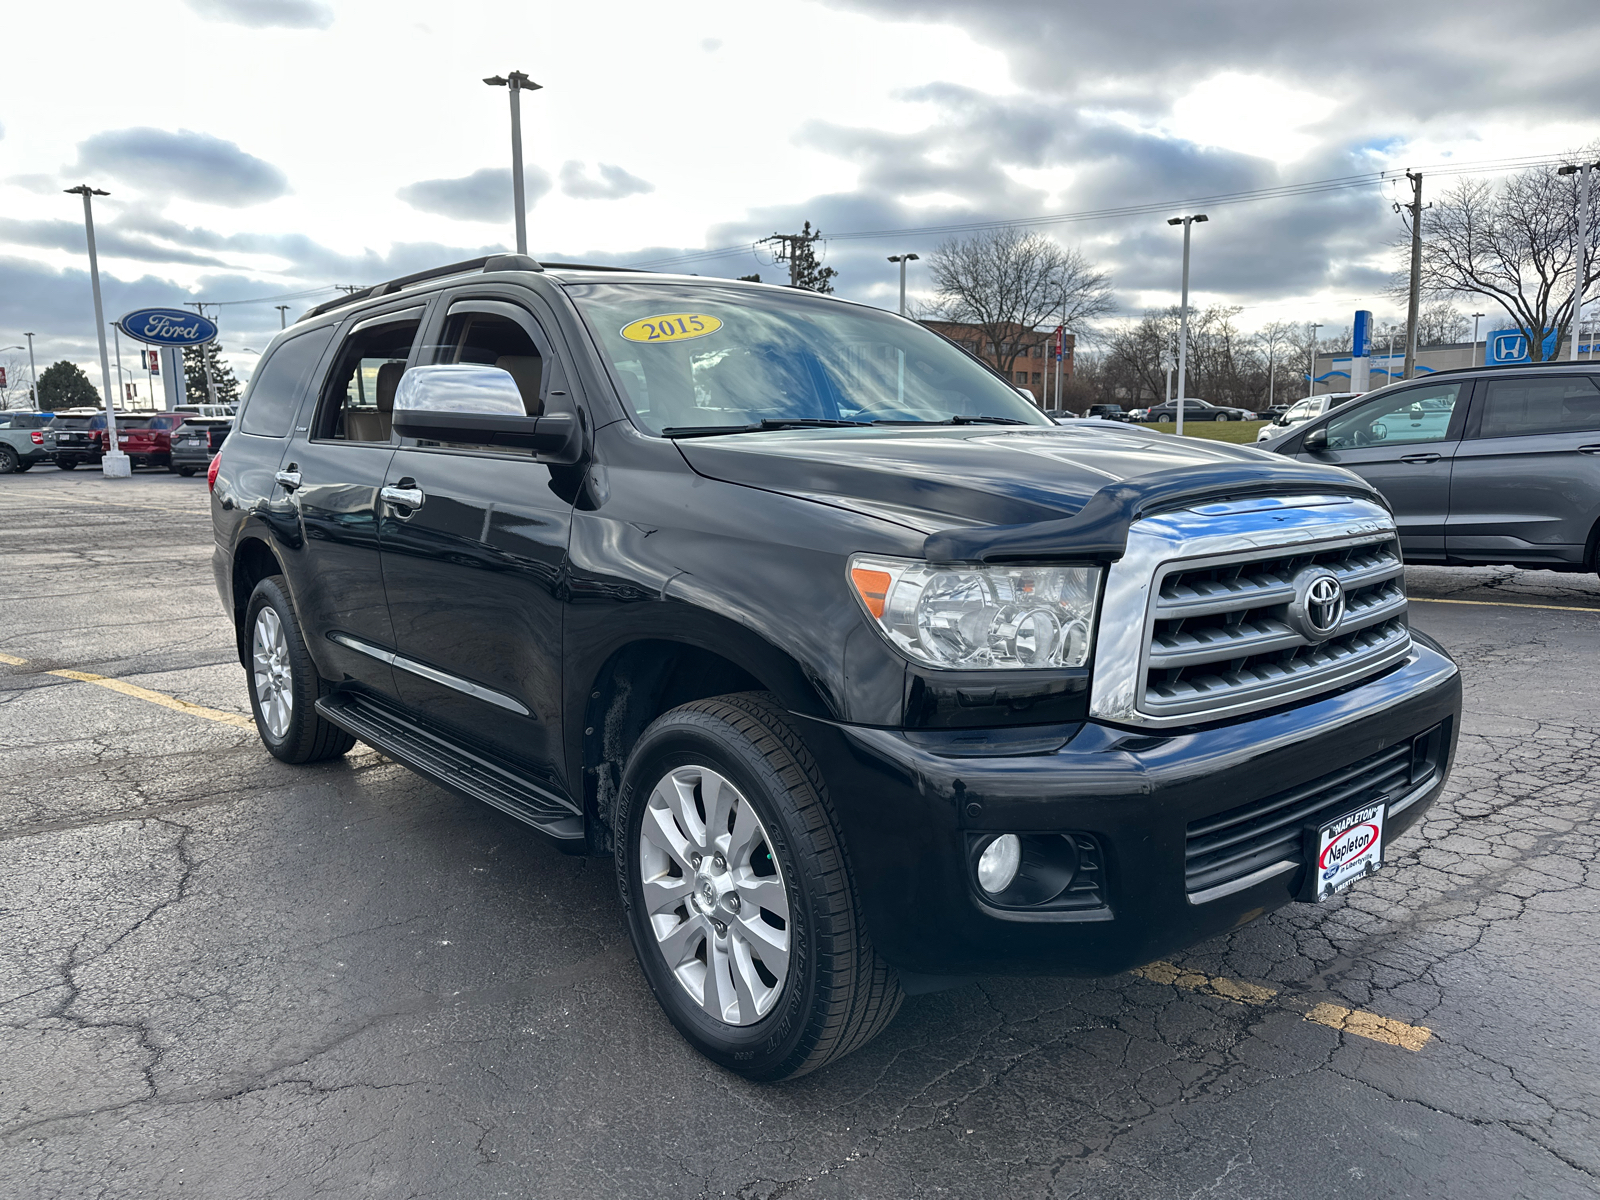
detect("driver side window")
(1324, 382), (1462, 450)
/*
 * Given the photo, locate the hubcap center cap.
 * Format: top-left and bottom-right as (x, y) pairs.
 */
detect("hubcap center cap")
(691, 871), (721, 915)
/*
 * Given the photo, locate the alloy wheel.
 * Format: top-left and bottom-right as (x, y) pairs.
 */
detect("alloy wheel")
(637, 765), (791, 1026)
(251, 607), (294, 739)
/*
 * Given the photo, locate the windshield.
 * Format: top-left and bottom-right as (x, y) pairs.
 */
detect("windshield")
(566, 282), (1051, 435)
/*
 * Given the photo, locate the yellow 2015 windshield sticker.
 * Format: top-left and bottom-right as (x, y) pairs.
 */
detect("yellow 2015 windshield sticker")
(620, 313), (723, 343)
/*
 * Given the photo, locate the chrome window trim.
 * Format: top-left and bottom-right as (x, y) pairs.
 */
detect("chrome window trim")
(1089, 494), (1402, 727)
(327, 632), (531, 717)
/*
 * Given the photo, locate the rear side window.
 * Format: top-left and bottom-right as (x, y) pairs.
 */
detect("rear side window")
(1325, 381), (1462, 450)
(239, 327), (336, 438)
(1476, 375), (1600, 439)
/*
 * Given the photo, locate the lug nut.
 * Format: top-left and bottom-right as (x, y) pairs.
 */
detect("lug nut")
(690, 853), (702, 869)
(726, 894), (741, 912)
(713, 920), (727, 937)
(713, 854), (726, 871)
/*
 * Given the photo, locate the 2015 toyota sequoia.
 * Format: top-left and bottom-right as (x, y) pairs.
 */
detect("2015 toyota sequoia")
(211, 255), (1461, 1079)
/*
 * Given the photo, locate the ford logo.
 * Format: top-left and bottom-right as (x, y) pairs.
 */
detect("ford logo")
(116, 307), (219, 347)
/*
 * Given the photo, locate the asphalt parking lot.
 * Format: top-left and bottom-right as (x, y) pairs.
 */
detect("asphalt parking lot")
(2, 468), (1597, 1200)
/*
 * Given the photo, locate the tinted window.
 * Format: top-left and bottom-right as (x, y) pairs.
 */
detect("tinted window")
(1476, 375), (1600, 439)
(239, 327), (336, 438)
(315, 315), (421, 443)
(1325, 381), (1462, 450)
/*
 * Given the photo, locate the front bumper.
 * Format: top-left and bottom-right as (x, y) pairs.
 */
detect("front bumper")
(798, 635), (1460, 978)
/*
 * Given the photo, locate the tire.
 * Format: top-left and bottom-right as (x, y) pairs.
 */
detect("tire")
(177, 466), (197, 477)
(57, 457), (78, 470)
(0, 446), (16, 474)
(243, 575), (357, 764)
(616, 692), (903, 1081)
(14, 462), (32, 472)
(1215, 413), (1231, 422)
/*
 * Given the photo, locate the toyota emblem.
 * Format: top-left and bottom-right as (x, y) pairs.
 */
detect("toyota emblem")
(1288, 568), (1346, 642)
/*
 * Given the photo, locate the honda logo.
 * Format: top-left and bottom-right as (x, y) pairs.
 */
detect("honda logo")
(1288, 568), (1346, 642)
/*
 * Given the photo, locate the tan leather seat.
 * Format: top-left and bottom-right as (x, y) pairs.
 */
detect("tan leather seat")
(496, 355), (543, 415)
(343, 361), (404, 441)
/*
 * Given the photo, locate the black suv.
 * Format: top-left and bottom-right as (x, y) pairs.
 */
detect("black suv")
(212, 255), (1461, 1079)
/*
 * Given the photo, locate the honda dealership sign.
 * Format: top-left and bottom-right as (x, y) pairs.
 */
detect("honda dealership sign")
(1486, 328), (1558, 366)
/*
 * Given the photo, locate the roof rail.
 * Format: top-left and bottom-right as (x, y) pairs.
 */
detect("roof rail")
(298, 253), (546, 323)
(539, 261), (655, 273)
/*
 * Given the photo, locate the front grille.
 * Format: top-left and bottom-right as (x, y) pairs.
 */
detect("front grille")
(1141, 536), (1410, 719)
(1185, 722), (1446, 900)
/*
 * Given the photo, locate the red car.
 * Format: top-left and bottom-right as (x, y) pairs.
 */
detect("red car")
(115, 413), (190, 469)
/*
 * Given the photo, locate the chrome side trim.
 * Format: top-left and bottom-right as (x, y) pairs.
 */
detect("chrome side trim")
(1383, 774), (1437, 818)
(327, 632), (531, 717)
(1187, 859), (1297, 905)
(1090, 495), (1401, 728)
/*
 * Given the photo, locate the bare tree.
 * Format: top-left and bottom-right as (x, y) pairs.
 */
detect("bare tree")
(1401, 158), (1600, 362)
(1253, 320), (1296, 409)
(0, 354), (31, 410)
(928, 228), (1114, 381)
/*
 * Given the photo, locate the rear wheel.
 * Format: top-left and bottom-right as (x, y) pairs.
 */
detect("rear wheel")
(57, 457), (78, 470)
(1215, 412), (1231, 422)
(243, 576), (356, 764)
(177, 466), (197, 477)
(0, 446), (17, 474)
(616, 692), (902, 1080)
(14, 462), (32, 472)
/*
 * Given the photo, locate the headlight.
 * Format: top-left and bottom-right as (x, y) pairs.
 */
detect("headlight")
(848, 554), (1101, 670)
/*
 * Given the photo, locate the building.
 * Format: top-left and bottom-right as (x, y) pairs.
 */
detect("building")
(919, 321), (1075, 405)
(1309, 331), (1600, 395)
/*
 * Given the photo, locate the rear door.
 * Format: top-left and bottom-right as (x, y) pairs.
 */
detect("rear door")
(377, 290), (576, 788)
(1296, 379), (1467, 556)
(1446, 372), (1600, 566)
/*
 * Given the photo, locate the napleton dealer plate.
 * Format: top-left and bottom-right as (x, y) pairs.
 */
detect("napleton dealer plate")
(1308, 801), (1386, 902)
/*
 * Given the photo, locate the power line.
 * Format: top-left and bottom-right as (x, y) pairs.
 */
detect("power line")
(628, 151), (1579, 271)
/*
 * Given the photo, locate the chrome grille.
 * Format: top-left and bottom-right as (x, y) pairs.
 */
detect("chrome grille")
(1141, 534), (1410, 720)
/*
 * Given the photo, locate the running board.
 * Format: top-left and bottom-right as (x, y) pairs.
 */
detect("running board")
(316, 691), (584, 842)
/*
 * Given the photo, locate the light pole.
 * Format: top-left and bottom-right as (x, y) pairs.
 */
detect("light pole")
(1558, 162), (1598, 361)
(110, 322), (127, 407)
(64, 185), (128, 476)
(275, 304), (290, 329)
(1471, 312), (1485, 366)
(887, 254), (918, 317)
(1307, 322), (1322, 398)
(484, 70), (542, 255)
(24, 333), (37, 407)
(1166, 214), (1206, 436)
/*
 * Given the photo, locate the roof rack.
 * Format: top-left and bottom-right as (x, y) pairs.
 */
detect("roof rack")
(539, 261), (655, 273)
(298, 253), (545, 323)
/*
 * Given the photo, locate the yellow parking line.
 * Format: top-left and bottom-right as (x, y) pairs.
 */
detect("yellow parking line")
(1135, 960), (1432, 1051)
(1410, 597), (1600, 614)
(45, 669), (256, 730)
(0, 652), (28, 666)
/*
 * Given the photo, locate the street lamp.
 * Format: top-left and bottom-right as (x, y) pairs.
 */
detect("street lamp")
(1166, 214), (1207, 436)
(1558, 162), (1598, 361)
(484, 70), (542, 256)
(110, 323), (127, 407)
(1307, 322), (1322, 398)
(887, 253), (919, 317)
(64, 185), (128, 476)
(24, 333), (37, 407)
(1471, 311), (1485, 366)
(275, 304), (290, 329)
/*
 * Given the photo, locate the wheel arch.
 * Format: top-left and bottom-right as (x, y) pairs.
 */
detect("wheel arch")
(231, 536), (285, 666)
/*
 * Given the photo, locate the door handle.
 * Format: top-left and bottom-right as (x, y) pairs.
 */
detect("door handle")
(1399, 453), (1441, 464)
(1578, 445), (1600, 455)
(275, 466), (302, 491)
(381, 482), (425, 512)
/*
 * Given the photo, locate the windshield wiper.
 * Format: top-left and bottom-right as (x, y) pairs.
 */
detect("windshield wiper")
(948, 415), (1032, 426)
(661, 418), (870, 438)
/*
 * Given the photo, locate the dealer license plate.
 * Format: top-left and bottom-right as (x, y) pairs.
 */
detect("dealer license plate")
(1307, 802), (1385, 902)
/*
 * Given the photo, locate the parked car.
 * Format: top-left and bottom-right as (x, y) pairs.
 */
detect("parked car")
(1142, 398), (1257, 422)
(46, 409), (117, 468)
(1269, 364), (1600, 573)
(1256, 392), (1364, 443)
(116, 412), (191, 468)
(1084, 404), (1128, 421)
(168, 418), (231, 476)
(213, 254), (1461, 1080)
(174, 403), (238, 419)
(0, 411), (56, 473)
(1042, 408), (1076, 423)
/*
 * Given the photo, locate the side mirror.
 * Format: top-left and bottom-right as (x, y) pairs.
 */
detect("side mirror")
(391, 364), (583, 464)
(1302, 426), (1329, 452)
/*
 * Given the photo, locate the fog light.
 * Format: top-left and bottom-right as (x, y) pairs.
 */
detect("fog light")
(977, 834), (1022, 894)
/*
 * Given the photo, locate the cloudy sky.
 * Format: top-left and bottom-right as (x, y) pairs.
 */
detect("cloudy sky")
(2, 0), (1596, 397)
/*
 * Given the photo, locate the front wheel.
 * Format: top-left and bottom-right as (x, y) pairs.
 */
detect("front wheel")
(616, 693), (902, 1080)
(243, 576), (356, 764)
(56, 457), (78, 470)
(0, 446), (17, 474)
(1214, 412), (1231, 422)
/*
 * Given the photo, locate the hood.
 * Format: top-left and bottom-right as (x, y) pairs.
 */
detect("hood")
(674, 424), (1290, 533)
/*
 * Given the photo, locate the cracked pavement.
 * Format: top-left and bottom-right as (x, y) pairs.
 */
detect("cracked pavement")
(2, 470), (1597, 1199)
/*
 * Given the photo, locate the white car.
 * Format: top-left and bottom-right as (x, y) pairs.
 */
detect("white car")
(1256, 392), (1364, 442)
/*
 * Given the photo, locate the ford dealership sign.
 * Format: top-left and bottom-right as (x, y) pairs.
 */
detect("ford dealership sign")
(117, 307), (218, 347)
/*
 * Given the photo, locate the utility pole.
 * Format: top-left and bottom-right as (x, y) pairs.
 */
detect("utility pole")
(187, 302), (219, 405)
(1307, 322), (1322, 398)
(887, 254), (918, 316)
(1167, 213), (1207, 437)
(24, 333), (37, 408)
(1471, 312), (1485, 366)
(484, 70), (542, 255)
(1401, 171), (1425, 380)
(276, 304), (290, 329)
(1557, 162), (1596, 360)
(64, 185), (128, 476)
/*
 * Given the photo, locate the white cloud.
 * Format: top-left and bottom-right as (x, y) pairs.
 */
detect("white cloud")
(1164, 73), (1338, 161)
